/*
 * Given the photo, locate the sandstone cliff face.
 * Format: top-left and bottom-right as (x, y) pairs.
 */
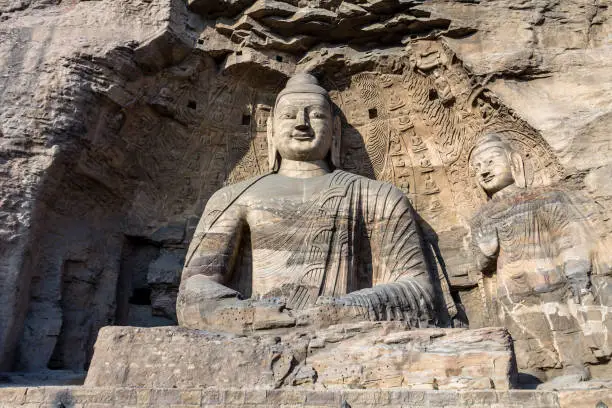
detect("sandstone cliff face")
(0, 0), (196, 372)
(426, 0), (612, 207)
(0, 0), (610, 379)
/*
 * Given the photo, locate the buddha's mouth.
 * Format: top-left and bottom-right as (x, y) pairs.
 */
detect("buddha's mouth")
(291, 132), (314, 141)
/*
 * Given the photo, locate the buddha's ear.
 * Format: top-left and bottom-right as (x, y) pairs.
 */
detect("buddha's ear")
(510, 151), (526, 188)
(267, 112), (279, 172)
(331, 114), (342, 168)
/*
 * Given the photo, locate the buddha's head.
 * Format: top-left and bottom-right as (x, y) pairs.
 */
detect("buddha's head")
(469, 133), (526, 198)
(267, 73), (341, 171)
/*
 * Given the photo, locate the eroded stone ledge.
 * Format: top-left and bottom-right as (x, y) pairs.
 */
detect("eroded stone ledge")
(84, 324), (517, 391)
(0, 387), (566, 408)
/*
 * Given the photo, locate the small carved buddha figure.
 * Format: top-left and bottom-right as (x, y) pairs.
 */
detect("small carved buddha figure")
(177, 73), (436, 334)
(469, 133), (597, 381)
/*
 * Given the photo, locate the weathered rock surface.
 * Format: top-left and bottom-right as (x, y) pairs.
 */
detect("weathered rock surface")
(0, 387), (570, 408)
(85, 324), (517, 391)
(0, 0), (611, 384)
(558, 385), (612, 408)
(0, 0), (196, 372)
(1, 383), (610, 408)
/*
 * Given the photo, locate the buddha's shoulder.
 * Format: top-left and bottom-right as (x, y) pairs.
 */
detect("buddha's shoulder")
(500, 185), (572, 205)
(206, 174), (271, 209)
(472, 185), (574, 220)
(328, 171), (409, 207)
(337, 170), (405, 194)
(524, 185), (573, 202)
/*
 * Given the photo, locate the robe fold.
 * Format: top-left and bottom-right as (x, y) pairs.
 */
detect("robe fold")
(182, 170), (434, 322)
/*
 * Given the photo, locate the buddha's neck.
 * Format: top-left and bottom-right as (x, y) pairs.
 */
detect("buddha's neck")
(490, 183), (520, 199)
(277, 159), (331, 178)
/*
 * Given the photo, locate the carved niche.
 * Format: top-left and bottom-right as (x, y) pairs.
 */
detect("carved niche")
(108, 36), (569, 331)
(224, 41), (565, 314)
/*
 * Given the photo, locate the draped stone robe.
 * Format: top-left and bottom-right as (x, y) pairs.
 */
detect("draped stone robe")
(182, 170), (435, 322)
(470, 186), (605, 371)
(470, 186), (592, 303)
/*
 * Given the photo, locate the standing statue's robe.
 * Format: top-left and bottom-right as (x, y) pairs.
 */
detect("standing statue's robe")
(182, 170), (435, 323)
(470, 186), (611, 371)
(470, 187), (591, 302)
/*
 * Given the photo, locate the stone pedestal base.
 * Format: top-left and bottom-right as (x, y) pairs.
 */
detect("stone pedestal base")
(85, 323), (517, 390)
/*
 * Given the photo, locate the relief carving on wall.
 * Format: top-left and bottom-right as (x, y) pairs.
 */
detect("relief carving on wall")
(102, 37), (611, 379)
(468, 133), (612, 380)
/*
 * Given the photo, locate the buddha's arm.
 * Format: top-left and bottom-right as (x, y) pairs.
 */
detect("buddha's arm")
(177, 186), (297, 333)
(339, 183), (435, 324)
(176, 189), (246, 328)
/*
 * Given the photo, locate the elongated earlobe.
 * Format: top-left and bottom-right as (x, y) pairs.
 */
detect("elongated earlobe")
(510, 151), (526, 188)
(331, 115), (342, 168)
(267, 113), (279, 172)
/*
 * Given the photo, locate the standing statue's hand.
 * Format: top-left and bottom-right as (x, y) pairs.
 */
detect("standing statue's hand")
(474, 223), (499, 258)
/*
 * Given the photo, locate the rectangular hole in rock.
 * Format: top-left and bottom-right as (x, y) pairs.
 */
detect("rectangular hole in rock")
(236, 50), (243, 56)
(368, 108), (378, 119)
(276, 55), (283, 62)
(129, 288), (152, 305)
(115, 236), (160, 327)
(187, 100), (197, 109)
(242, 114), (251, 126)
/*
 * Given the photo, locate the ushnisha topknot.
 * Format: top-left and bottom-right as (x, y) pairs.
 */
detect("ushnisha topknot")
(469, 133), (514, 163)
(274, 73), (330, 109)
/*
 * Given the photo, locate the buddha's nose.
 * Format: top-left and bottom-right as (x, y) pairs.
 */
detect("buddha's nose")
(295, 109), (309, 131)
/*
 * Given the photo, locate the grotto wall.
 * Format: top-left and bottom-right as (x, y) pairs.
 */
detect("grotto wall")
(0, 0), (610, 381)
(0, 0), (197, 372)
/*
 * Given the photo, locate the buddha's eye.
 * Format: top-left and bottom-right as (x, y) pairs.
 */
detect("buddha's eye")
(310, 111), (326, 119)
(279, 112), (296, 119)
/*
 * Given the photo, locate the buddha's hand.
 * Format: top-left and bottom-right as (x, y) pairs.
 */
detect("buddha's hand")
(336, 283), (430, 324)
(177, 276), (296, 333)
(195, 299), (297, 334)
(296, 287), (413, 328)
(294, 297), (366, 328)
(245, 298), (297, 331)
(176, 275), (241, 330)
(183, 297), (296, 334)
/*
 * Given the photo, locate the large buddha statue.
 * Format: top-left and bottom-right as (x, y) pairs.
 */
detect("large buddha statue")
(177, 73), (436, 334)
(469, 133), (611, 382)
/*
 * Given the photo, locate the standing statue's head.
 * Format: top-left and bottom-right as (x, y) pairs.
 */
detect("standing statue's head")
(469, 133), (526, 198)
(267, 73), (341, 171)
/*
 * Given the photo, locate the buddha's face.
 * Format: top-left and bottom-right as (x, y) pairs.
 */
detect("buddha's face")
(471, 146), (515, 195)
(273, 93), (333, 162)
